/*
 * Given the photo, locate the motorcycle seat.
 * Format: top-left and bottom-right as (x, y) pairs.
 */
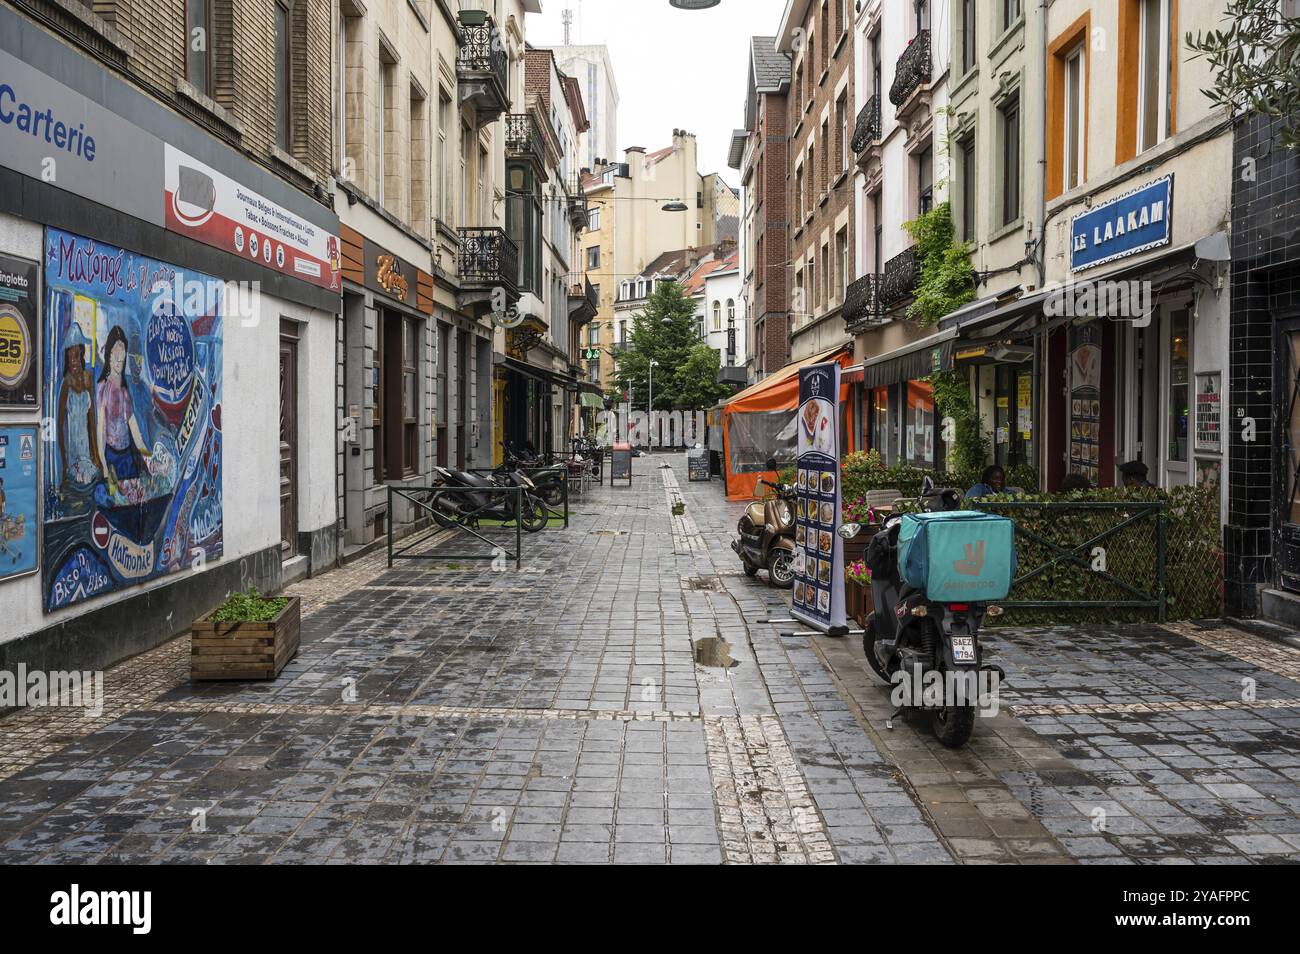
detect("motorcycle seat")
(451, 470), (495, 488)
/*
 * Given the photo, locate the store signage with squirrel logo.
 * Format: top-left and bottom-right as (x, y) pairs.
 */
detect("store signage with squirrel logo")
(376, 254), (409, 301)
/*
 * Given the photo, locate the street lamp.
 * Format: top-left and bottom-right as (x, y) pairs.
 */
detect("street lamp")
(669, 0), (721, 8)
(648, 359), (659, 450)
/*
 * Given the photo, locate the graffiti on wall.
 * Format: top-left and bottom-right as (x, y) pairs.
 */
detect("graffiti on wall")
(41, 229), (223, 612)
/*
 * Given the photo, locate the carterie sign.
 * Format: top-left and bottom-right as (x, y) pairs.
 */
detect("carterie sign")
(164, 144), (341, 292)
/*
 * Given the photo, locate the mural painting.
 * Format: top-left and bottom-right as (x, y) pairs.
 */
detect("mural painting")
(42, 229), (223, 612)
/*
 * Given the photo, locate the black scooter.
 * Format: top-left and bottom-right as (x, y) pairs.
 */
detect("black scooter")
(840, 477), (1006, 748)
(428, 465), (549, 533)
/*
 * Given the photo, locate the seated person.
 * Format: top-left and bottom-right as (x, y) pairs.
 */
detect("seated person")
(965, 465), (1007, 500)
(1119, 460), (1155, 489)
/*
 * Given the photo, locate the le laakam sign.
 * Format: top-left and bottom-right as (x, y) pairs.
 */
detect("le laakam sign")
(1070, 175), (1173, 272)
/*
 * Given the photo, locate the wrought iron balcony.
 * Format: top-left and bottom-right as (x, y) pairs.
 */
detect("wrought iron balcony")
(568, 274), (598, 324)
(889, 29), (931, 107)
(878, 246), (920, 308)
(851, 94), (882, 154)
(567, 173), (589, 229)
(457, 13), (509, 126)
(457, 227), (519, 294)
(505, 113), (544, 164)
(614, 340), (632, 355)
(844, 274), (884, 330)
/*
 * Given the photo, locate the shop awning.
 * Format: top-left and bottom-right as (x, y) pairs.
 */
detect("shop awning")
(579, 392), (604, 409)
(845, 327), (957, 390)
(724, 345), (849, 411)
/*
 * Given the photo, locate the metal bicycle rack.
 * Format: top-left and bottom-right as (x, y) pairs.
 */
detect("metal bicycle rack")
(387, 484), (524, 569)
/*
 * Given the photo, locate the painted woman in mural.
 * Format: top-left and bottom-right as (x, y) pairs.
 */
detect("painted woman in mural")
(95, 325), (152, 501)
(56, 327), (99, 491)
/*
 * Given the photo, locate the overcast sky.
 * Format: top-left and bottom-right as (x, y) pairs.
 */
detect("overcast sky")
(526, 0), (791, 187)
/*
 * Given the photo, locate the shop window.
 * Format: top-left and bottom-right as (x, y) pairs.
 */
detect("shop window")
(994, 364), (1035, 468)
(868, 387), (889, 461)
(274, 2), (291, 151)
(959, 134), (976, 241)
(1137, 0), (1173, 153)
(999, 93), (1021, 226)
(906, 380), (936, 466)
(960, 0), (977, 75)
(1167, 309), (1190, 463)
(507, 162), (542, 293)
(186, 0), (213, 96)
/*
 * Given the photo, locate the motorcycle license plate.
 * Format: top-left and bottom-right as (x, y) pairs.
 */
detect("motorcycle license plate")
(951, 637), (976, 663)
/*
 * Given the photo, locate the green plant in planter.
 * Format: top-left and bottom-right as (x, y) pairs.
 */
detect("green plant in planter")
(211, 588), (289, 623)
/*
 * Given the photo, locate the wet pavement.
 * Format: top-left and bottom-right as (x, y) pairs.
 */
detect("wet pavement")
(0, 453), (1298, 864)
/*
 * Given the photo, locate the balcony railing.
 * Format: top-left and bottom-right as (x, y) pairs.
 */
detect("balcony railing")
(505, 113), (544, 163)
(614, 340), (631, 355)
(851, 94), (882, 154)
(568, 274), (598, 323)
(457, 14), (509, 124)
(878, 246), (919, 308)
(458, 227), (519, 293)
(844, 274), (883, 329)
(889, 29), (931, 106)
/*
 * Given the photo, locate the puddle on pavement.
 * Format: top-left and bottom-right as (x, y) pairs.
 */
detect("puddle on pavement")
(694, 636), (739, 668)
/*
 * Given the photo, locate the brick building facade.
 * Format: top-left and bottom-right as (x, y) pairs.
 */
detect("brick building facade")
(778, 0), (856, 363)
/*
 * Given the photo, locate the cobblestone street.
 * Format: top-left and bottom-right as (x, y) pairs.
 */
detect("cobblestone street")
(1, 454), (1298, 864)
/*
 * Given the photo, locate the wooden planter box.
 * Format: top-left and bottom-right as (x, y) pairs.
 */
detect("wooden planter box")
(191, 596), (300, 681)
(845, 578), (874, 630)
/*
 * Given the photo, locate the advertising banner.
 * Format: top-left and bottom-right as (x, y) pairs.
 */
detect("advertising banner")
(0, 423), (39, 581)
(791, 361), (846, 633)
(41, 228), (223, 612)
(164, 144), (341, 292)
(0, 252), (38, 406)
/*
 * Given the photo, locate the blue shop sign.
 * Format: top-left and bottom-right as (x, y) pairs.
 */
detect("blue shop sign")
(1070, 175), (1172, 272)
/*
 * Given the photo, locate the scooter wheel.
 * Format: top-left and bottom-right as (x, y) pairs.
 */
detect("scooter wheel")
(861, 617), (892, 684)
(767, 550), (794, 589)
(932, 703), (975, 749)
(520, 495), (550, 533)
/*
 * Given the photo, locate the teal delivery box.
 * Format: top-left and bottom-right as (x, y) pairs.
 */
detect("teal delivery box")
(897, 511), (1016, 602)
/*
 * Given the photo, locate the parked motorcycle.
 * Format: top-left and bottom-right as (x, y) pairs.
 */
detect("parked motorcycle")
(840, 477), (1012, 748)
(731, 457), (796, 588)
(501, 443), (568, 508)
(427, 465), (549, 533)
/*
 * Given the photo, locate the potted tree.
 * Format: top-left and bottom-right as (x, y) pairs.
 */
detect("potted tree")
(191, 588), (301, 681)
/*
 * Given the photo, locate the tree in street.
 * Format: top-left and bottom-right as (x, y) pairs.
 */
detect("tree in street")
(614, 280), (729, 409)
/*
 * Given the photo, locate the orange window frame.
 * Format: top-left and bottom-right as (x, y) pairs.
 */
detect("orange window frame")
(1115, 0), (1180, 165)
(1046, 12), (1090, 201)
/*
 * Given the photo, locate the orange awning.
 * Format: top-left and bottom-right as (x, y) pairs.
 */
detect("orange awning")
(721, 347), (854, 500)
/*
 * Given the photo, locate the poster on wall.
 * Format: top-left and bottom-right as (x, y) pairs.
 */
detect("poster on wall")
(791, 361), (846, 634)
(1195, 372), (1222, 454)
(1068, 321), (1102, 486)
(41, 229), (224, 612)
(0, 253), (39, 407)
(0, 424), (39, 581)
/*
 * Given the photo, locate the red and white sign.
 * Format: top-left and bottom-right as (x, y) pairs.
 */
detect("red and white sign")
(163, 144), (341, 292)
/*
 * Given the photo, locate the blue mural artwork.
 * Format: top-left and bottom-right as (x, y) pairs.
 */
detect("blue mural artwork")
(42, 228), (223, 612)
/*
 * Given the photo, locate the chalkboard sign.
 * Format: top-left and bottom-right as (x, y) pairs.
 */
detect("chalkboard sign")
(611, 442), (633, 485)
(687, 449), (710, 482)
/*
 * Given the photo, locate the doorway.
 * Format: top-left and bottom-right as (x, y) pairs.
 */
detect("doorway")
(1276, 316), (1300, 592)
(278, 320), (299, 554)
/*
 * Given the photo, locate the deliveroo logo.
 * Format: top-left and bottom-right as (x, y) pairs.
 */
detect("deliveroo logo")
(953, 540), (986, 576)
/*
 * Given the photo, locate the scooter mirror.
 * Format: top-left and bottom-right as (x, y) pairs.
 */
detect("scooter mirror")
(838, 523), (861, 540)
(766, 457), (778, 471)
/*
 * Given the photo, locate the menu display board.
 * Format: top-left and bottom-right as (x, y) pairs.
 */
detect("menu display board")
(1068, 321), (1103, 486)
(791, 362), (846, 633)
(687, 447), (710, 481)
(0, 254), (38, 408)
(611, 442), (632, 485)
